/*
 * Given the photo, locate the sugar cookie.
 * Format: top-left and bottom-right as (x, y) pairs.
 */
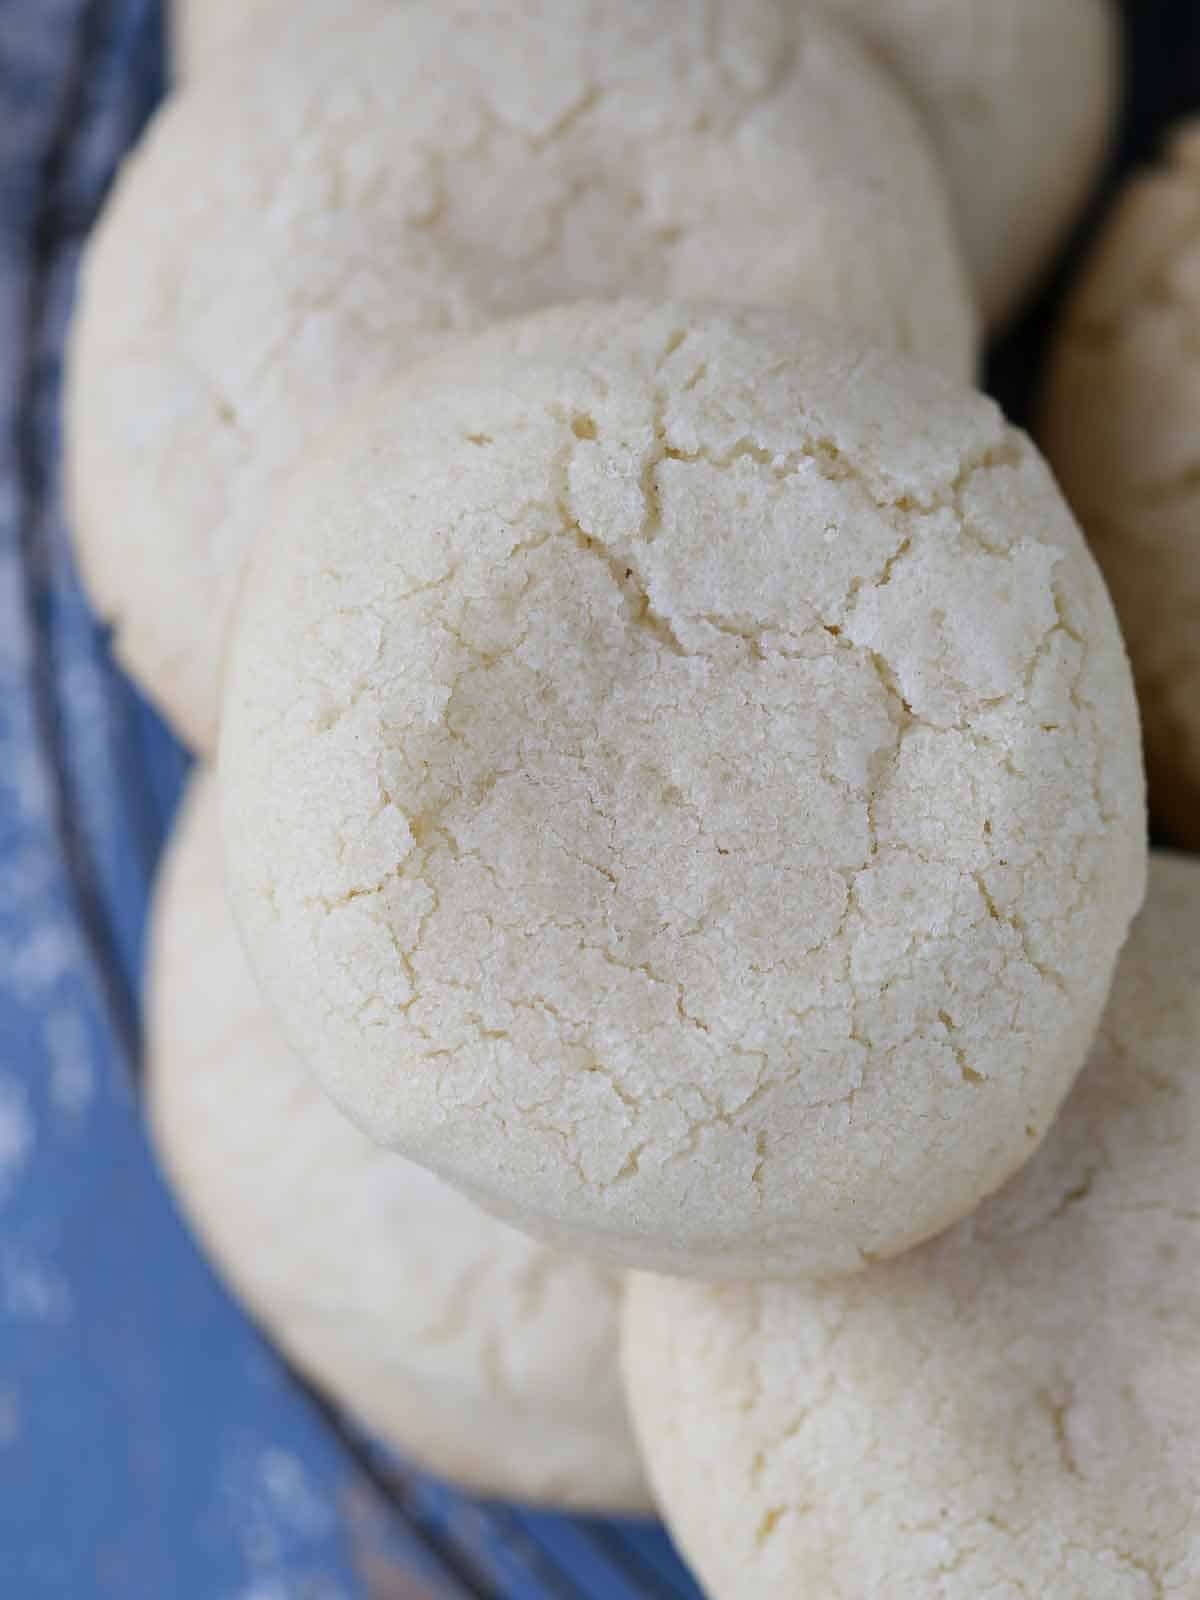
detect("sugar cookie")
(67, 0), (976, 753)
(823, 0), (1120, 326)
(171, 0), (285, 76)
(1042, 122), (1200, 850)
(220, 300), (1146, 1279)
(147, 774), (650, 1514)
(622, 853), (1200, 1600)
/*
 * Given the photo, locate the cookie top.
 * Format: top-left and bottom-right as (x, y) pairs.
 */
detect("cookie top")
(171, 0), (286, 76)
(220, 299), (1146, 1279)
(66, 0), (976, 753)
(1041, 121), (1200, 850)
(146, 774), (649, 1514)
(823, 0), (1120, 326)
(622, 853), (1200, 1600)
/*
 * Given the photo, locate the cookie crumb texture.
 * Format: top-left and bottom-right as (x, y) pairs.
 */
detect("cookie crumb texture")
(622, 854), (1200, 1599)
(1042, 121), (1200, 851)
(148, 776), (649, 1514)
(67, 0), (974, 754)
(823, 0), (1120, 327)
(221, 301), (1146, 1279)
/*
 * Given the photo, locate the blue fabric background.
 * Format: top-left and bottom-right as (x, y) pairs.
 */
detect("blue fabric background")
(0, 0), (1192, 1593)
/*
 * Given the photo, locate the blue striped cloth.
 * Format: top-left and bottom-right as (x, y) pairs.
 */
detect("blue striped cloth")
(0, 4), (699, 1593)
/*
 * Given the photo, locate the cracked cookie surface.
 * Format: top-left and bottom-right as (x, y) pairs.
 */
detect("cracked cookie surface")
(1042, 121), (1200, 851)
(67, 0), (976, 754)
(622, 853), (1199, 1599)
(220, 300), (1146, 1279)
(147, 774), (649, 1514)
(821, 0), (1119, 328)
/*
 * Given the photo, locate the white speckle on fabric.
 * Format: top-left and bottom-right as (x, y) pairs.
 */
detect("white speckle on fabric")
(2, 1253), (73, 1324)
(260, 1449), (335, 1539)
(0, 1074), (34, 1200)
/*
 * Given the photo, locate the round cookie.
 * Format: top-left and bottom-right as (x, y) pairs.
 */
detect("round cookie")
(66, 0), (977, 754)
(822, 0), (1120, 327)
(622, 852), (1200, 1600)
(171, 0), (286, 76)
(1041, 122), (1200, 851)
(146, 773), (650, 1514)
(220, 299), (1146, 1280)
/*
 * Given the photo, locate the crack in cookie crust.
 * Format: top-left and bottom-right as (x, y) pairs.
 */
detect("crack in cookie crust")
(622, 855), (1199, 1597)
(222, 301), (1145, 1279)
(68, 0), (976, 751)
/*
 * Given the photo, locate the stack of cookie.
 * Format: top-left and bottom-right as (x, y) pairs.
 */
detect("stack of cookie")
(65, 1), (1199, 1594)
